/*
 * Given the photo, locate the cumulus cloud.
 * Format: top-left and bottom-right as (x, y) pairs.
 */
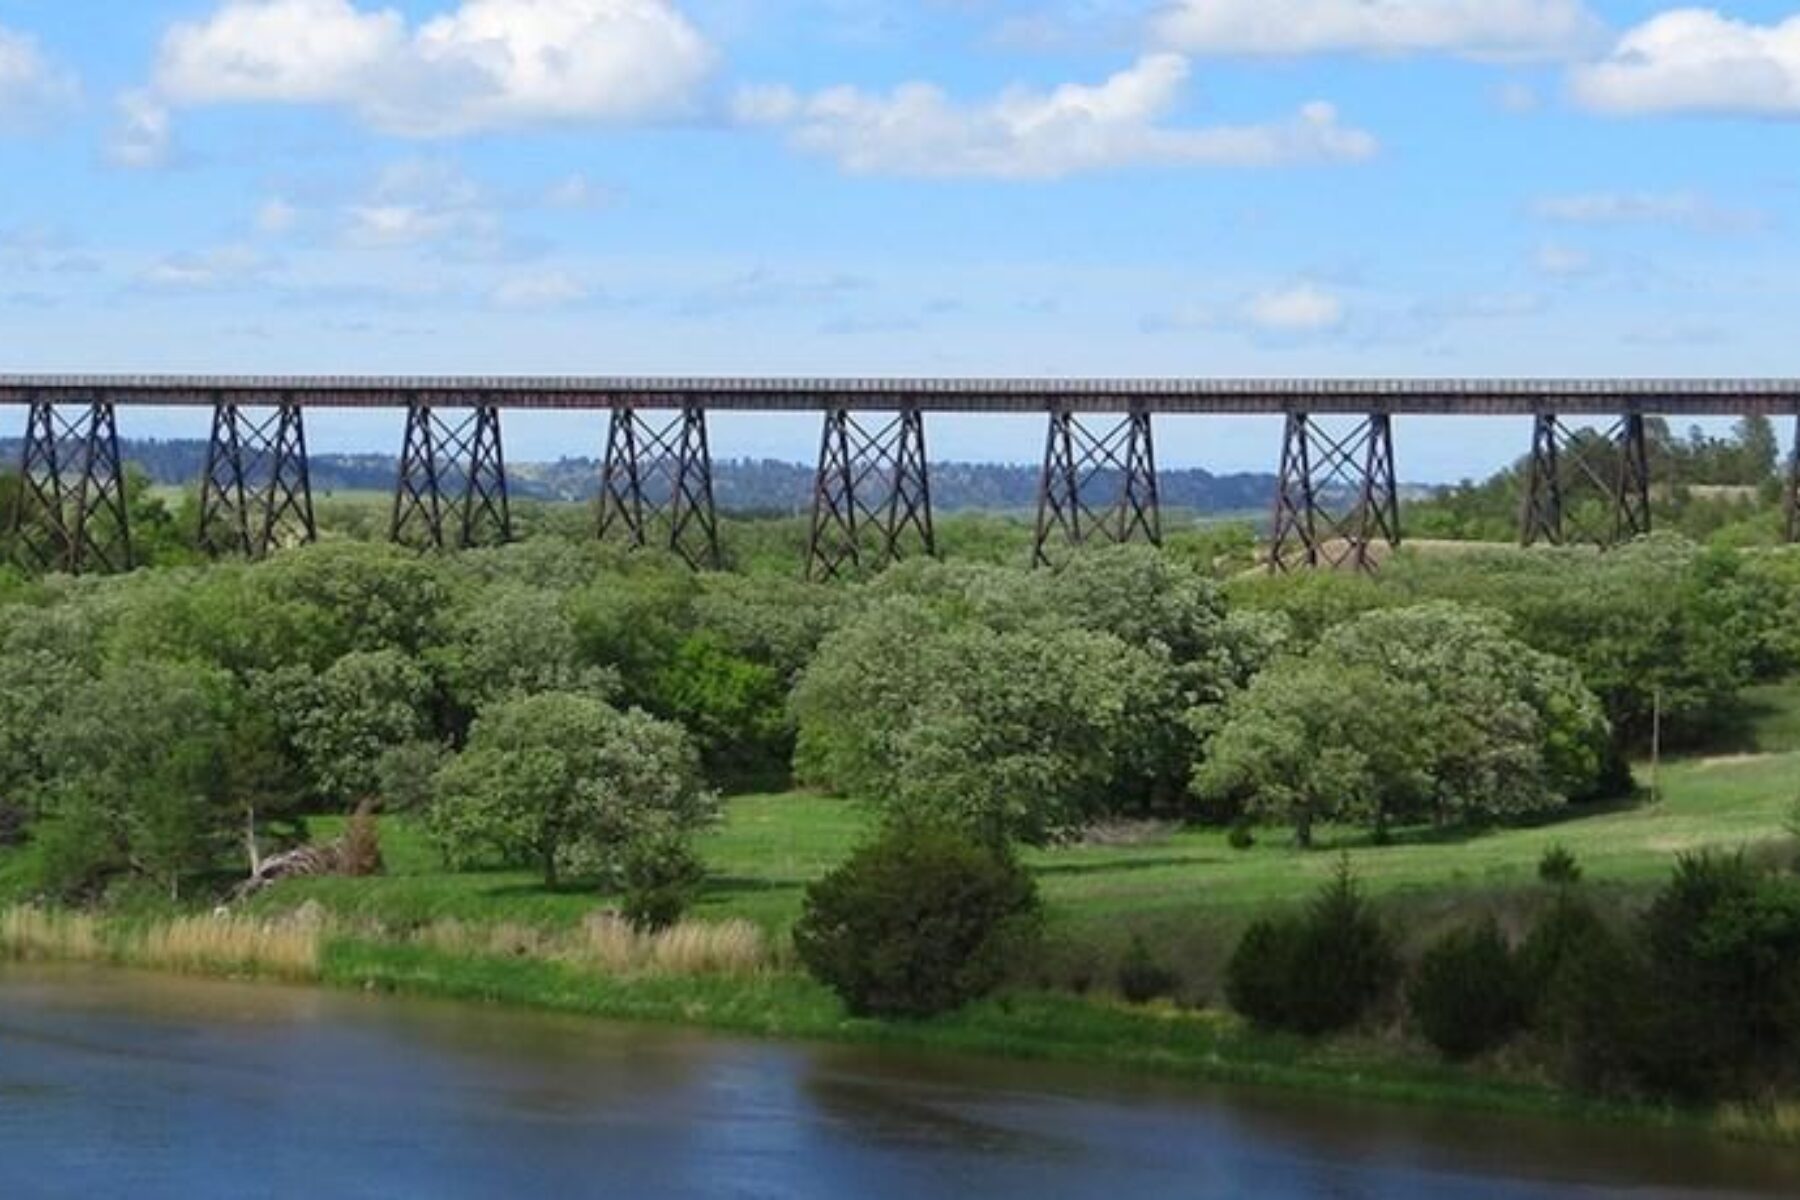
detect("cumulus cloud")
(132, 0), (712, 147)
(1153, 0), (1604, 61)
(0, 26), (78, 132)
(735, 54), (1376, 179)
(1530, 191), (1767, 234)
(1571, 9), (1800, 117)
(1244, 282), (1345, 332)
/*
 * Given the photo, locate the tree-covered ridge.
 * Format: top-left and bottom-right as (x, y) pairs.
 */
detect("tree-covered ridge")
(0, 437), (1282, 513)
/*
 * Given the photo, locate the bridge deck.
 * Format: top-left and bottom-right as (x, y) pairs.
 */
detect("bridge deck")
(0, 375), (1796, 416)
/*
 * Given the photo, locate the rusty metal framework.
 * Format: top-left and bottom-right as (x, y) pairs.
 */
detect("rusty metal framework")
(390, 404), (511, 550)
(1268, 412), (1400, 574)
(1520, 413), (1650, 548)
(198, 403), (316, 557)
(1033, 407), (1161, 568)
(8, 400), (131, 574)
(598, 406), (719, 570)
(806, 407), (935, 581)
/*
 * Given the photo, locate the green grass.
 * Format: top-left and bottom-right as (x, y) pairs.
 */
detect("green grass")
(228, 723), (1800, 1015)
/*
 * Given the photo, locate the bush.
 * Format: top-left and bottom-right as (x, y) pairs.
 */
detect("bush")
(1406, 918), (1527, 1059)
(1518, 890), (1610, 1017)
(1117, 935), (1179, 1004)
(1631, 852), (1800, 1100)
(1225, 859), (1398, 1035)
(793, 820), (1041, 1018)
(1227, 821), (1255, 851)
(620, 830), (707, 933)
(1538, 844), (1582, 886)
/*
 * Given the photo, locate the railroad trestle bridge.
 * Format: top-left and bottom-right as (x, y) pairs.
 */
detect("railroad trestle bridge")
(6, 376), (1800, 576)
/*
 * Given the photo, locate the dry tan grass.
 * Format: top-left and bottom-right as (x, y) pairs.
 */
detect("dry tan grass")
(412, 912), (772, 978)
(127, 915), (322, 981)
(1717, 1101), (1800, 1145)
(0, 907), (104, 962)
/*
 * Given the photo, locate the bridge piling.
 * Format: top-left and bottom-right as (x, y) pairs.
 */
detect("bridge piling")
(805, 406), (934, 581)
(391, 402), (511, 551)
(198, 401), (316, 558)
(8, 399), (131, 575)
(1786, 416), (1800, 545)
(1032, 406), (1161, 568)
(598, 405), (719, 570)
(1268, 412), (1399, 573)
(1519, 413), (1650, 548)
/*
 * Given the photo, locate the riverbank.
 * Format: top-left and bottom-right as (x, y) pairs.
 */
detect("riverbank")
(8, 901), (1798, 1148)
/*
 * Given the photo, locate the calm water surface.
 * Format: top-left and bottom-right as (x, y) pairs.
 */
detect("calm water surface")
(2, 964), (1798, 1199)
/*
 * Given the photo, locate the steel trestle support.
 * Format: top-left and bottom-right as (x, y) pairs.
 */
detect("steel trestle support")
(1520, 413), (1650, 548)
(390, 403), (511, 550)
(198, 402), (316, 558)
(1033, 407), (1161, 569)
(806, 407), (935, 581)
(598, 406), (719, 570)
(8, 400), (131, 575)
(1268, 412), (1400, 574)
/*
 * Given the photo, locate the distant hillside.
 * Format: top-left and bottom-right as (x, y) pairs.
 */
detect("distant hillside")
(1, 437), (1289, 516)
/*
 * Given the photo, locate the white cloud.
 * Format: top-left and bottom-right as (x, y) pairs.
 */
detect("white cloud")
(142, 0), (713, 138)
(1154, 0), (1603, 61)
(341, 159), (502, 251)
(1245, 283), (1344, 331)
(1572, 10), (1800, 117)
(0, 26), (78, 132)
(256, 199), (300, 234)
(108, 91), (175, 169)
(1530, 191), (1766, 234)
(493, 270), (591, 308)
(541, 173), (618, 210)
(735, 54), (1376, 179)
(137, 245), (273, 292)
(1533, 242), (1595, 277)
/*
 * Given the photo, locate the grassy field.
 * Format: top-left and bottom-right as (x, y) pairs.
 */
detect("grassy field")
(250, 679), (1800, 993)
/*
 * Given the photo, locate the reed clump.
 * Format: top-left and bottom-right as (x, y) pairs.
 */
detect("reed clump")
(0, 907), (104, 963)
(411, 913), (771, 978)
(125, 914), (323, 981)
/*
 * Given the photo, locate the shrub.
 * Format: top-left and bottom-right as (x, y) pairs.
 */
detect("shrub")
(1518, 890), (1610, 1018)
(1227, 821), (1255, 851)
(1631, 852), (1800, 1100)
(1407, 918), (1527, 1059)
(1117, 935), (1179, 1004)
(620, 830), (707, 933)
(1538, 844), (1582, 886)
(793, 820), (1041, 1018)
(1225, 858), (1398, 1035)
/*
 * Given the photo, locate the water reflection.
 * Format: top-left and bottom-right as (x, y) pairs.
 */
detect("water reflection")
(1, 965), (1796, 1199)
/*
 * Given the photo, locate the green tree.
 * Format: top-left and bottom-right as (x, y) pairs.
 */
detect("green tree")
(793, 595), (1175, 843)
(33, 660), (239, 899)
(260, 649), (434, 807)
(1192, 658), (1429, 845)
(430, 692), (713, 888)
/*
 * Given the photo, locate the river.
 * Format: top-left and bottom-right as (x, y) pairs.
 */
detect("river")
(2, 964), (1797, 1199)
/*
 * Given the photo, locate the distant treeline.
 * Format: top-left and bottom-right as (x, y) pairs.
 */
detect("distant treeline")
(0, 438), (1282, 515)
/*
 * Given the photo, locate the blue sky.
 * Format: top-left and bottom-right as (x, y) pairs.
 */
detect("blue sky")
(0, 0), (1796, 478)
